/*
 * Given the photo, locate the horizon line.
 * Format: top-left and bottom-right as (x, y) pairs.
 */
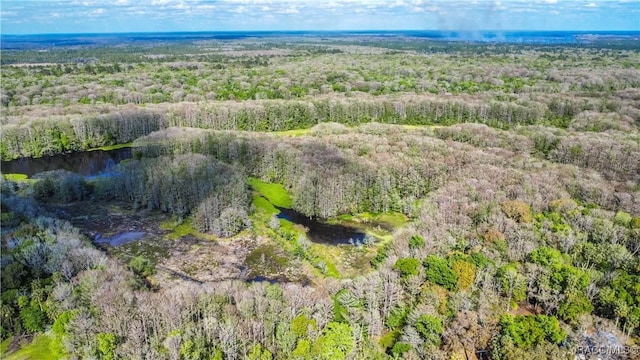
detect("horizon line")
(3, 29), (640, 37)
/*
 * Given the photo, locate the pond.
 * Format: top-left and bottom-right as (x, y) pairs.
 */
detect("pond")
(0, 147), (132, 177)
(3, 147), (371, 247)
(277, 207), (367, 245)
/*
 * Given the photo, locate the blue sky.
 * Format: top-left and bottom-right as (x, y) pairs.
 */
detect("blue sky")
(1, 0), (638, 34)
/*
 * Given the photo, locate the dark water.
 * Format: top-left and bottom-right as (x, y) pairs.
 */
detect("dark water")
(3, 146), (367, 246)
(95, 231), (146, 246)
(277, 207), (366, 245)
(1, 148), (132, 177)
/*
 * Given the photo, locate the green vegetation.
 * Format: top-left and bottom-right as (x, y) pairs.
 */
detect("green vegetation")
(2, 174), (28, 182)
(498, 315), (566, 348)
(1, 34), (639, 359)
(88, 142), (133, 152)
(393, 258), (420, 278)
(423, 255), (458, 291)
(249, 178), (293, 209)
(1, 336), (12, 355)
(4, 334), (60, 360)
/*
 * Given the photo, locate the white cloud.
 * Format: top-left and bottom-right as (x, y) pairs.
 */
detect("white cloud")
(1, 0), (638, 33)
(196, 4), (217, 11)
(151, 0), (172, 6)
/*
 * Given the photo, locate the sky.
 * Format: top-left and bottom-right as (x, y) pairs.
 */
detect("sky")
(1, 0), (638, 34)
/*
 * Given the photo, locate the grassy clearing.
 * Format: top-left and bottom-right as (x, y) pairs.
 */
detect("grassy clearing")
(3, 174), (29, 182)
(4, 334), (59, 360)
(160, 218), (217, 241)
(272, 128), (312, 137)
(376, 213), (408, 227)
(335, 211), (407, 228)
(248, 178), (292, 208)
(248, 181), (408, 280)
(88, 142), (133, 151)
(401, 124), (444, 130)
(252, 195), (280, 218)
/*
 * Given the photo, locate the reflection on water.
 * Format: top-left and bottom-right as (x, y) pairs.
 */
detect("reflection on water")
(276, 207), (366, 245)
(1, 148), (132, 177)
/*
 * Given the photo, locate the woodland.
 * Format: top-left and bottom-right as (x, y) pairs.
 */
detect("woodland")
(1, 34), (639, 359)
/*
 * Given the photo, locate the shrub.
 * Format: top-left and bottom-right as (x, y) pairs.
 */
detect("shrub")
(128, 256), (155, 277)
(408, 234), (425, 249)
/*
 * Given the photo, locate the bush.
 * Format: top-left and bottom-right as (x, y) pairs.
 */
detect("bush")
(390, 342), (411, 358)
(614, 211), (632, 227)
(128, 256), (155, 277)
(370, 243), (391, 268)
(408, 234), (425, 249)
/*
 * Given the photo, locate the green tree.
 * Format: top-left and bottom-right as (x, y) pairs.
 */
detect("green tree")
(498, 315), (566, 349)
(414, 314), (443, 348)
(291, 314), (317, 338)
(248, 343), (273, 360)
(312, 322), (354, 360)
(451, 260), (476, 290)
(423, 255), (458, 291)
(292, 339), (311, 359)
(96, 332), (117, 360)
(393, 258), (420, 278)
(390, 342), (412, 358)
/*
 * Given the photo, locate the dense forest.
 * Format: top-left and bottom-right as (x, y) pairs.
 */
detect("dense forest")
(1, 34), (639, 360)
